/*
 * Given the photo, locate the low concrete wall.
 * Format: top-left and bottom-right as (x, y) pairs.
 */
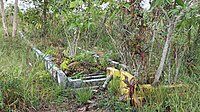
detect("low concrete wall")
(32, 47), (67, 86)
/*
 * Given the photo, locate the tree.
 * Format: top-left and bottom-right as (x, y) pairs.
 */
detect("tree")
(152, 1), (197, 85)
(12, 0), (18, 38)
(0, 0), (9, 37)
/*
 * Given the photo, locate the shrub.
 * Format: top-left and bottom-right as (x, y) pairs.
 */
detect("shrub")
(73, 52), (97, 65)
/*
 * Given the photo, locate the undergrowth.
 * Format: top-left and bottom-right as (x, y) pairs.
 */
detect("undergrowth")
(75, 87), (93, 104)
(98, 74), (200, 111)
(0, 37), (67, 111)
(142, 77), (200, 111)
(0, 36), (199, 111)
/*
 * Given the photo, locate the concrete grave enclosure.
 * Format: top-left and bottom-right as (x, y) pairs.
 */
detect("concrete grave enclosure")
(32, 46), (134, 88)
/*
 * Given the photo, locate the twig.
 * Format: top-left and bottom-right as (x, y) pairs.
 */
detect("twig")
(174, 47), (186, 82)
(160, 7), (171, 24)
(148, 21), (158, 67)
(8, 98), (19, 107)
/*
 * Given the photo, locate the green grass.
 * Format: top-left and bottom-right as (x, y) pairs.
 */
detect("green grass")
(75, 87), (93, 104)
(142, 78), (200, 111)
(98, 74), (200, 112)
(108, 77), (120, 95)
(0, 37), (67, 111)
(0, 25), (3, 37)
(0, 36), (199, 111)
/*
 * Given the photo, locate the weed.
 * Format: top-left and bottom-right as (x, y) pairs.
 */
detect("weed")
(99, 54), (110, 67)
(90, 67), (101, 72)
(71, 72), (85, 79)
(60, 58), (71, 70)
(75, 88), (93, 104)
(108, 77), (120, 95)
(0, 38), (67, 111)
(73, 52), (97, 65)
(99, 95), (132, 111)
(142, 81), (200, 112)
(45, 47), (58, 55)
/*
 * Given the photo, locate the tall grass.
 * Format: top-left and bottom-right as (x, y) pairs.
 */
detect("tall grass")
(0, 23), (3, 37)
(75, 87), (93, 104)
(141, 75), (200, 111)
(99, 73), (200, 111)
(0, 37), (66, 111)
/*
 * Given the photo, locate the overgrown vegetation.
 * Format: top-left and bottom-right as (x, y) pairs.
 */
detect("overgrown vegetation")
(0, 0), (200, 111)
(75, 88), (93, 104)
(108, 77), (121, 95)
(142, 75), (200, 111)
(0, 38), (68, 111)
(19, 0), (199, 84)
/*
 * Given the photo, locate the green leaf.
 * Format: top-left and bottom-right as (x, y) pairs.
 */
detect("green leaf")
(70, 1), (77, 8)
(70, 0), (84, 8)
(151, 0), (163, 7)
(78, 0), (84, 6)
(176, 0), (184, 6)
(69, 23), (77, 30)
(151, 0), (173, 9)
(123, 3), (130, 10)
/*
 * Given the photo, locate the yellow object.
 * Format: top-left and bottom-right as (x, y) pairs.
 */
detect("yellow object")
(106, 67), (152, 97)
(120, 70), (137, 98)
(106, 67), (186, 104)
(106, 67), (137, 99)
(106, 67), (121, 77)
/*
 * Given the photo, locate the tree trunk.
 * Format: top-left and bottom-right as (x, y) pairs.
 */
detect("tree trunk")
(151, 2), (194, 85)
(42, 0), (48, 37)
(12, 0), (18, 38)
(152, 22), (174, 86)
(0, 0), (9, 37)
